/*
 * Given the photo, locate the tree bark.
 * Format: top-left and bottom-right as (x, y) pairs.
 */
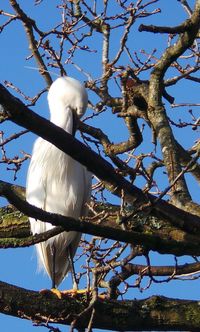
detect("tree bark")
(1, 194), (200, 256)
(0, 280), (199, 331)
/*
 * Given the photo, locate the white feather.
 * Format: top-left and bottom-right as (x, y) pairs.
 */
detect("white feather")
(26, 77), (91, 286)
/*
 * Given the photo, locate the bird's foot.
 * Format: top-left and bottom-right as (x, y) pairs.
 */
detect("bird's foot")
(39, 288), (63, 299)
(51, 287), (63, 299)
(40, 288), (107, 300)
(39, 288), (90, 299)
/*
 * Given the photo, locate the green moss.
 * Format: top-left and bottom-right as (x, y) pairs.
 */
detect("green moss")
(0, 206), (29, 238)
(185, 302), (200, 324)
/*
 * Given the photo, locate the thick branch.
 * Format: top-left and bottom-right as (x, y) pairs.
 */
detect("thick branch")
(0, 280), (199, 331)
(122, 261), (200, 277)
(148, 1), (200, 206)
(139, 19), (195, 34)
(80, 116), (142, 156)
(1, 182), (200, 256)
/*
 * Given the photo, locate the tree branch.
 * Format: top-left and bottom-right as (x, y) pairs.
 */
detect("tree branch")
(9, 0), (52, 86)
(1, 181), (200, 256)
(0, 280), (199, 331)
(148, 1), (200, 206)
(139, 19), (195, 34)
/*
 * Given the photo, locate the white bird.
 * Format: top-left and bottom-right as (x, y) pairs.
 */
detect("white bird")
(26, 76), (92, 288)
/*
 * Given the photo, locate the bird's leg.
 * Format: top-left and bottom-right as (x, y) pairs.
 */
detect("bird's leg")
(40, 244), (62, 298)
(68, 245), (79, 291)
(61, 246), (84, 297)
(47, 244), (63, 299)
(61, 246), (92, 298)
(51, 243), (56, 289)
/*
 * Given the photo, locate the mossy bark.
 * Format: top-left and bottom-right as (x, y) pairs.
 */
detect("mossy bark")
(0, 280), (199, 330)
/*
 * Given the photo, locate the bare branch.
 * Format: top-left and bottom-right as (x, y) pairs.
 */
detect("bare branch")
(9, 0), (52, 86)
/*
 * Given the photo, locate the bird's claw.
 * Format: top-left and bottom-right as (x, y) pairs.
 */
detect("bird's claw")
(40, 288), (107, 300)
(39, 288), (63, 299)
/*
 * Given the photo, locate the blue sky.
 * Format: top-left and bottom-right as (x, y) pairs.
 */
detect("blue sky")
(0, 1), (199, 331)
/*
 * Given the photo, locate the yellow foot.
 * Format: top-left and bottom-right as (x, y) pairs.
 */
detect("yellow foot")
(98, 292), (107, 300)
(40, 288), (107, 300)
(51, 288), (63, 299)
(39, 288), (62, 299)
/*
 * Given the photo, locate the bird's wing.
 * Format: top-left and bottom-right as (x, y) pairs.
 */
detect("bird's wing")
(27, 158), (57, 280)
(26, 138), (53, 276)
(26, 138), (47, 224)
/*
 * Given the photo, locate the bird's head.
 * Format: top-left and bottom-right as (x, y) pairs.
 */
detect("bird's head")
(47, 76), (88, 118)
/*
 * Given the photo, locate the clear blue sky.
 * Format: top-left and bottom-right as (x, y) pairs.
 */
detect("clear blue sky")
(0, 1), (199, 331)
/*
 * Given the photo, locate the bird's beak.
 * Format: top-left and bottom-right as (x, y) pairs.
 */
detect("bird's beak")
(72, 110), (78, 137)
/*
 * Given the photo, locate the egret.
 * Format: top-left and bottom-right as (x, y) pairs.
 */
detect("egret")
(26, 76), (92, 288)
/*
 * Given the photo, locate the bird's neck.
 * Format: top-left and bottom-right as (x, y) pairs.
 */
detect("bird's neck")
(50, 104), (73, 134)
